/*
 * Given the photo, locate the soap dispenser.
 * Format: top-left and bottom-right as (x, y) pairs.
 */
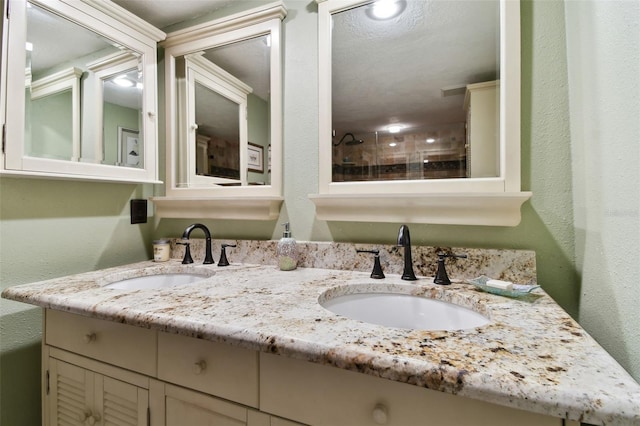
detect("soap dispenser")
(277, 222), (298, 271)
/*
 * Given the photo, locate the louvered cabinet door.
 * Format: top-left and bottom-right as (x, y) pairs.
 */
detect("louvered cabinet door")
(48, 358), (148, 426)
(95, 375), (149, 426)
(48, 359), (94, 426)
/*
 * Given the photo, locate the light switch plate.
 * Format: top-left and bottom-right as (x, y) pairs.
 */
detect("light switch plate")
(130, 199), (147, 224)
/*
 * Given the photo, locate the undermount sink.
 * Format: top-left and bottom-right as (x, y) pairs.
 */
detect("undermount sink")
(100, 266), (215, 290)
(320, 286), (490, 331)
(104, 273), (207, 290)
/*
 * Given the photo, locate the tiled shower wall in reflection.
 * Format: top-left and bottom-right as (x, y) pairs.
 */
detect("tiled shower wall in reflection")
(332, 123), (466, 182)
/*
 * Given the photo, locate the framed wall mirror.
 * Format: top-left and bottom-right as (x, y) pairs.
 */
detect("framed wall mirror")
(1, 0), (164, 183)
(152, 2), (286, 220)
(311, 0), (531, 226)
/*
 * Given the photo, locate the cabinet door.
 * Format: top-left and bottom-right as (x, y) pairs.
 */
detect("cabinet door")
(49, 359), (93, 426)
(163, 384), (247, 426)
(48, 358), (148, 426)
(95, 375), (149, 426)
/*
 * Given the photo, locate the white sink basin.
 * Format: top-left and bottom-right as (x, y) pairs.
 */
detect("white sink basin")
(320, 288), (490, 331)
(104, 273), (208, 290)
(100, 266), (215, 290)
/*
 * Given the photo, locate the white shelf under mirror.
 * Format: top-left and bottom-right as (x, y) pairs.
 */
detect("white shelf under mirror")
(1, 0), (165, 183)
(309, 0), (531, 226)
(151, 1), (286, 220)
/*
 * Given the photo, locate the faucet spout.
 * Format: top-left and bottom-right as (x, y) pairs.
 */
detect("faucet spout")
(397, 224), (417, 281)
(181, 223), (214, 264)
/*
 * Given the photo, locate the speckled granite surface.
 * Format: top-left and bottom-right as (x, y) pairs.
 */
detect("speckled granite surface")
(173, 239), (538, 284)
(3, 242), (639, 425)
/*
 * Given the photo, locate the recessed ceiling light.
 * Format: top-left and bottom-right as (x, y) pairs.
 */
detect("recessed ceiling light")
(368, 0), (406, 20)
(387, 125), (403, 133)
(114, 76), (134, 87)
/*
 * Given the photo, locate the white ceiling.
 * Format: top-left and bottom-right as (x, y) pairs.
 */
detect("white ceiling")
(331, 0), (499, 135)
(111, 0), (235, 29)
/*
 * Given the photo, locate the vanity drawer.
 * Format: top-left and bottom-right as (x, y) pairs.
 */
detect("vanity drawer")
(260, 353), (563, 426)
(45, 309), (157, 376)
(158, 332), (259, 408)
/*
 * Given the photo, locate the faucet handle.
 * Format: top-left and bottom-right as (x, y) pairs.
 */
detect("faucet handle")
(218, 244), (236, 267)
(434, 252), (467, 285)
(356, 249), (385, 279)
(177, 239), (194, 264)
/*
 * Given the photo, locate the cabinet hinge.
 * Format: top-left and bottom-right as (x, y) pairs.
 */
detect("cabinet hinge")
(45, 370), (50, 395)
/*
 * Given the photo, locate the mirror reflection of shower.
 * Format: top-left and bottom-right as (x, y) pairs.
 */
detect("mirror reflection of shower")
(332, 124), (467, 183)
(333, 132), (364, 146)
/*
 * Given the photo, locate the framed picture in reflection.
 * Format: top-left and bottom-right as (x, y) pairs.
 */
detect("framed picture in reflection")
(247, 142), (264, 173)
(117, 127), (140, 167)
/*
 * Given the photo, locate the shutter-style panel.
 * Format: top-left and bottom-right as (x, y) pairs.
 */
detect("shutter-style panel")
(100, 375), (148, 426)
(50, 359), (92, 426)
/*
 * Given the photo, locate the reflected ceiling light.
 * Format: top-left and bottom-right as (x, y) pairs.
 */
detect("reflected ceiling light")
(136, 82), (143, 90)
(426, 138), (436, 143)
(368, 0), (406, 20)
(25, 42), (33, 51)
(387, 125), (403, 133)
(389, 142), (397, 147)
(114, 75), (134, 87)
(423, 159), (429, 163)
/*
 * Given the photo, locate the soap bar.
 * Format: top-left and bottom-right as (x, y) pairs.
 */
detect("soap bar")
(486, 279), (514, 291)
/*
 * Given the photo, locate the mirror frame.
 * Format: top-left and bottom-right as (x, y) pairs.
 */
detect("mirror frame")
(310, 0), (531, 226)
(180, 52), (251, 187)
(152, 2), (286, 220)
(1, 0), (165, 183)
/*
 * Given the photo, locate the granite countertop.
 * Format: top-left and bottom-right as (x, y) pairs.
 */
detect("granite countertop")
(3, 259), (640, 425)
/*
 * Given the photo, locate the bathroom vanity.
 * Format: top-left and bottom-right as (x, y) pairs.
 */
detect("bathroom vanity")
(3, 251), (640, 426)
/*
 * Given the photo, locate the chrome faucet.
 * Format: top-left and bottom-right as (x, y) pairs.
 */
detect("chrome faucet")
(397, 224), (417, 280)
(179, 223), (214, 264)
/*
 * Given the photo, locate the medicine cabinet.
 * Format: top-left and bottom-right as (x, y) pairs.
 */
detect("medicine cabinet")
(1, 0), (164, 183)
(309, 0), (531, 226)
(151, 2), (286, 220)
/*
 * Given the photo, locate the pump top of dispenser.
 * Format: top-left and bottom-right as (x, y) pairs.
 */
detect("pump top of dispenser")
(282, 222), (292, 238)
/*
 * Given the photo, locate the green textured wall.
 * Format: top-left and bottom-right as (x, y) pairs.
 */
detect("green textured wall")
(103, 102), (140, 165)
(0, 179), (154, 425)
(565, 0), (640, 381)
(29, 91), (74, 160)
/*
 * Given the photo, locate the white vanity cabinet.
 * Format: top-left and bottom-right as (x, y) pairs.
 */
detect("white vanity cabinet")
(42, 309), (576, 426)
(42, 310), (302, 426)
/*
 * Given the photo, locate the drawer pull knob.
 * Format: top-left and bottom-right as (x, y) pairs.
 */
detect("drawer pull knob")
(372, 404), (388, 425)
(87, 412), (101, 425)
(78, 410), (91, 422)
(83, 333), (96, 343)
(193, 360), (207, 375)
